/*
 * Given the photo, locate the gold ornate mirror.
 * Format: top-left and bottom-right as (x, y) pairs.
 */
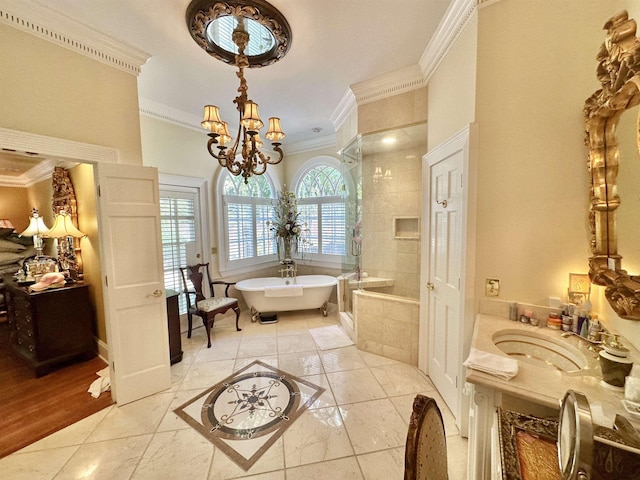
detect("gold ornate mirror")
(585, 10), (640, 320)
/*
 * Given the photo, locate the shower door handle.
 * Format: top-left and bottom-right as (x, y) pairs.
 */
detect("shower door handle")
(351, 239), (361, 257)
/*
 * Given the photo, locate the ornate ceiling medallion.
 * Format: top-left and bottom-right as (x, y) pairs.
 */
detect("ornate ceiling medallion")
(186, 0), (292, 68)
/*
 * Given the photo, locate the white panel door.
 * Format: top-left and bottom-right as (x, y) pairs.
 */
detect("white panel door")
(424, 147), (463, 415)
(96, 163), (171, 405)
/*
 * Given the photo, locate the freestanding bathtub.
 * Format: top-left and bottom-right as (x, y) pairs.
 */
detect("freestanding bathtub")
(235, 275), (337, 322)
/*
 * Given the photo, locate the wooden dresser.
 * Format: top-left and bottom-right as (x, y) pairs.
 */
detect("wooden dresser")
(4, 276), (95, 376)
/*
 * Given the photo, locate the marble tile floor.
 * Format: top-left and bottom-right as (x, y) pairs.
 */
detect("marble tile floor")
(0, 308), (468, 480)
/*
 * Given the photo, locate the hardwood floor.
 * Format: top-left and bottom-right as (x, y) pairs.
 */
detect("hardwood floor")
(0, 319), (113, 458)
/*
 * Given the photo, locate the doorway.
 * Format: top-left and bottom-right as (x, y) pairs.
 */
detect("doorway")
(0, 128), (172, 406)
(159, 175), (209, 316)
(419, 125), (477, 435)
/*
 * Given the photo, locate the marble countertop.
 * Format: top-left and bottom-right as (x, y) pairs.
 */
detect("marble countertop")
(466, 313), (640, 427)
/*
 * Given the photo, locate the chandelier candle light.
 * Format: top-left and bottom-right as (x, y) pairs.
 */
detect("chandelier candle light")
(200, 17), (285, 183)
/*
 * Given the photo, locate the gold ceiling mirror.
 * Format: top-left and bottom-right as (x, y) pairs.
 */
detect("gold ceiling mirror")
(584, 10), (640, 320)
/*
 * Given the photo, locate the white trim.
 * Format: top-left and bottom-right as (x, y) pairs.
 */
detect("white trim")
(290, 155), (343, 191)
(0, 1), (149, 76)
(330, 89), (357, 133)
(419, 0), (477, 81)
(0, 127), (119, 165)
(420, 123), (477, 437)
(97, 337), (109, 362)
(285, 134), (338, 155)
(350, 64), (427, 106)
(158, 173), (211, 269)
(139, 98), (203, 133)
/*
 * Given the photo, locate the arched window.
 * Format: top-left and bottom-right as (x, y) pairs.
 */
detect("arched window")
(293, 158), (346, 264)
(218, 172), (277, 272)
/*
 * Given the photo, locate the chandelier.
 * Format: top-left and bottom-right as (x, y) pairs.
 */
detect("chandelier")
(186, 0), (293, 184)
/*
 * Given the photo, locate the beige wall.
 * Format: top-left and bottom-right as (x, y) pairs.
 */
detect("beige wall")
(69, 164), (105, 342)
(1, 21), (145, 346)
(427, 14), (478, 148)
(469, 0), (640, 345)
(0, 24), (143, 165)
(0, 187), (30, 232)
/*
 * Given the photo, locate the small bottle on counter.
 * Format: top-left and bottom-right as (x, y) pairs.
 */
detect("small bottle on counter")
(547, 311), (562, 330)
(509, 302), (518, 321)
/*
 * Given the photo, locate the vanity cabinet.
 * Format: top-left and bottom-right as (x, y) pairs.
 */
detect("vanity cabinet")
(4, 276), (95, 376)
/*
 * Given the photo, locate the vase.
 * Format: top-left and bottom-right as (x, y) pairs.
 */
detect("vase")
(278, 236), (294, 262)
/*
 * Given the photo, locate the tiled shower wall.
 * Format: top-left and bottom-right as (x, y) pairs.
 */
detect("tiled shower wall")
(353, 289), (420, 365)
(361, 145), (423, 299)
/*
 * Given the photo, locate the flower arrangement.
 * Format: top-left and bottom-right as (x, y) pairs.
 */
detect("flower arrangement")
(269, 190), (306, 261)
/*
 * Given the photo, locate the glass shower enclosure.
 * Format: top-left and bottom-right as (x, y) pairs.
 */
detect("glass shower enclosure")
(339, 136), (362, 325)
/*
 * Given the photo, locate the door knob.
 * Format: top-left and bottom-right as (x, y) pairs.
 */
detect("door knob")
(196, 253), (201, 258)
(437, 200), (448, 208)
(147, 289), (163, 298)
(426, 282), (434, 290)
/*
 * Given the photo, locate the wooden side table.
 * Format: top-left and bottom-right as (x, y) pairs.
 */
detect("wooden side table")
(166, 289), (183, 364)
(4, 276), (95, 377)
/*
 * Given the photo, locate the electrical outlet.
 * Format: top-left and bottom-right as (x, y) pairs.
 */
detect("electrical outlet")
(485, 278), (500, 297)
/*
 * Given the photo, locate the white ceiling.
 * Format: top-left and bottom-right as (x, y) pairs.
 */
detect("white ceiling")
(11, 0), (452, 146)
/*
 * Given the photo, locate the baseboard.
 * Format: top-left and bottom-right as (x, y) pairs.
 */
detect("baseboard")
(96, 337), (109, 363)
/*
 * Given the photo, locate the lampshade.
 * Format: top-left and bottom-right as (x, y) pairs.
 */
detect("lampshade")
(218, 121), (232, 146)
(240, 101), (264, 131)
(265, 117), (285, 142)
(0, 219), (14, 229)
(20, 215), (50, 237)
(45, 213), (86, 238)
(201, 105), (224, 132)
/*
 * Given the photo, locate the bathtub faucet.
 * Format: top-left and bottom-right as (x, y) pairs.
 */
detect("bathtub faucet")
(279, 259), (297, 278)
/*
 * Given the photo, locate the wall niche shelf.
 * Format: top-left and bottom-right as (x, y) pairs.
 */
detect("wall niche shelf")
(394, 216), (420, 240)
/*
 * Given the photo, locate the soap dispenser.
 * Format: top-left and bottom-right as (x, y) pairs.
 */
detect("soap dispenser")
(599, 334), (634, 389)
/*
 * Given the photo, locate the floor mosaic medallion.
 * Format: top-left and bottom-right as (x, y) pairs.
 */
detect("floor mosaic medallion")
(174, 360), (325, 470)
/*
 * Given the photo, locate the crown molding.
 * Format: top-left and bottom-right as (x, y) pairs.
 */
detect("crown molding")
(285, 134), (337, 156)
(139, 98), (203, 132)
(0, 0), (149, 76)
(140, 98), (336, 155)
(419, 0), (478, 81)
(350, 64), (427, 106)
(0, 158), (79, 188)
(330, 89), (357, 133)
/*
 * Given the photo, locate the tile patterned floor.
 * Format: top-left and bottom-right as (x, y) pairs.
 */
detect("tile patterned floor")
(0, 308), (468, 479)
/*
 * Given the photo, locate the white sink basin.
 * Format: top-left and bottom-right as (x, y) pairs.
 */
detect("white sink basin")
(492, 329), (588, 372)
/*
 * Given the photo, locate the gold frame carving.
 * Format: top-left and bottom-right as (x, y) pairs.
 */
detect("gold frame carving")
(584, 11), (640, 320)
(51, 166), (83, 275)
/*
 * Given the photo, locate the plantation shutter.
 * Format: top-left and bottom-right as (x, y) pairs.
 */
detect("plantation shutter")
(160, 191), (197, 314)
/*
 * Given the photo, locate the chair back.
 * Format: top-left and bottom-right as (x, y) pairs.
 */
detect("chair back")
(179, 263), (212, 303)
(404, 394), (448, 480)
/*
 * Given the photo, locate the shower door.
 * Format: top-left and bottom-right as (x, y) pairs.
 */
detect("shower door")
(340, 136), (362, 319)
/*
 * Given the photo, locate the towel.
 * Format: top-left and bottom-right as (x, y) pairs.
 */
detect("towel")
(264, 285), (304, 297)
(88, 366), (111, 398)
(463, 348), (519, 380)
